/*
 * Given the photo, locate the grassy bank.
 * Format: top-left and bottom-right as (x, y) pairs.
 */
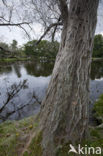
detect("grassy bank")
(0, 57), (55, 63)
(0, 95), (103, 156)
(0, 115), (39, 156)
(0, 57), (30, 63)
(0, 57), (103, 63)
(92, 58), (103, 61)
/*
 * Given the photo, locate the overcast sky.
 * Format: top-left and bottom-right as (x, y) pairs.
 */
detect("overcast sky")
(0, 23), (43, 45)
(0, 1), (103, 46)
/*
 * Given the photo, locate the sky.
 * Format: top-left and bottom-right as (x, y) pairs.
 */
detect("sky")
(0, 1), (103, 46)
(0, 23), (43, 46)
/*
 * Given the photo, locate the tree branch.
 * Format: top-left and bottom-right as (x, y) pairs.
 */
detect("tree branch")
(0, 80), (27, 114)
(2, 0), (7, 6)
(58, 0), (69, 24)
(36, 21), (62, 45)
(52, 17), (61, 42)
(0, 22), (30, 26)
(33, 92), (41, 105)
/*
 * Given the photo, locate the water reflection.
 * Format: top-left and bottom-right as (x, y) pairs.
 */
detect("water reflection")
(90, 60), (103, 102)
(0, 61), (51, 122)
(0, 60), (103, 122)
(13, 64), (21, 78)
(24, 61), (54, 76)
(91, 60), (103, 80)
(0, 66), (12, 75)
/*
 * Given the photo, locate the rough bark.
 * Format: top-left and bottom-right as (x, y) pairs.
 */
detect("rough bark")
(39, 0), (99, 155)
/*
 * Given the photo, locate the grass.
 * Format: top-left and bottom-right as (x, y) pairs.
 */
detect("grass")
(0, 116), (38, 156)
(0, 57), (30, 63)
(23, 131), (43, 156)
(92, 58), (103, 61)
(55, 128), (103, 156)
(0, 57), (103, 63)
(93, 94), (103, 119)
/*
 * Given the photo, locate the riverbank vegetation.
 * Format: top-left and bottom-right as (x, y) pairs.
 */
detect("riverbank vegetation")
(0, 39), (59, 62)
(0, 34), (103, 63)
(93, 34), (103, 58)
(23, 40), (59, 59)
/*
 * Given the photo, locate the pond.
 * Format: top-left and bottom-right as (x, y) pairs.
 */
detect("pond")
(0, 60), (103, 123)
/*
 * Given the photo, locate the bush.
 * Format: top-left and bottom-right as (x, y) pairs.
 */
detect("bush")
(23, 40), (59, 59)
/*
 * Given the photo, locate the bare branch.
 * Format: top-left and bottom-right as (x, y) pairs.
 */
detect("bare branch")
(0, 99), (32, 121)
(0, 22), (30, 26)
(52, 17), (61, 42)
(36, 21), (62, 45)
(19, 25), (31, 39)
(0, 0), (64, 43)
(2, 0), (7, 6)
(33, 92), (41, 105)
(0, 85), (41, 121)
(0, 80), (27, 114)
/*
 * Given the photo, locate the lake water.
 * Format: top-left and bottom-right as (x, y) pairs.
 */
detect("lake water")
(0, 60), (103, 123)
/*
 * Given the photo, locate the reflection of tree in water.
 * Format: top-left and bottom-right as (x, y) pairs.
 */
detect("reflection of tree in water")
(0, 80), (40, 122)
(13, 64), (21, 78)
(0, 63), (21, 77)
(0, 80), (28, 121)
(24, 61), (54, 76)
(0, 66), (12, 75)
(91, 61), (103, 80)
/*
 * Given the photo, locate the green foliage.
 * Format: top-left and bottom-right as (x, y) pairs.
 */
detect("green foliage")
(0, 40), (25, 59)
(93, 94), (103, 118)
(90, 129), (100, 138)
(0, 42), (9, 57)
(91, 61), (103, 80)
(56, 143), (73, 156)
(23, 40), (59, 59)
(93, 34), (103, 58)
(10, 40), (18, 51)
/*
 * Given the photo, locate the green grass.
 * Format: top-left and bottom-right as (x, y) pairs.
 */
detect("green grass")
(93, 94), (103, 119)
(0, 116), (38, 156)
(92, 58), (103, 61)
(0, 57), (30, 63)
(23, 131), (43, 156)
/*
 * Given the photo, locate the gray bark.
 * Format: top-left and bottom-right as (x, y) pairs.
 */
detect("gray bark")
(39, 0), (99, 155)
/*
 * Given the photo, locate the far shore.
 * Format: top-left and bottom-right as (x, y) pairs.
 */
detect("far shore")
(92, 57), (103, 61)
(0, 57), (103, 63)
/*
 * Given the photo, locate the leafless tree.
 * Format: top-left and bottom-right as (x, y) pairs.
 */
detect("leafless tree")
(0, 0), (63, 42)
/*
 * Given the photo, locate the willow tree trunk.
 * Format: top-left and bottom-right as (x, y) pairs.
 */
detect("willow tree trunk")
(39, 0), (99, 155)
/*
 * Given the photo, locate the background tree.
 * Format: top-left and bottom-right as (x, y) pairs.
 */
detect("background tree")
(9, 39), (18, 56)
(0, 42), (10, 57)
(93, 34), (103, 58)
(23, 40), (59, 59)
(10, 40), (18, 51)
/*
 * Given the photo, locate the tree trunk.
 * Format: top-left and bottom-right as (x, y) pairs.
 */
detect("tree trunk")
(39, 0), (99, 155)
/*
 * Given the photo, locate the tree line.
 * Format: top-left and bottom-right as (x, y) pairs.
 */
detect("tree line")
(0, 39), (59, 59)
(0, 34), (103, 60)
